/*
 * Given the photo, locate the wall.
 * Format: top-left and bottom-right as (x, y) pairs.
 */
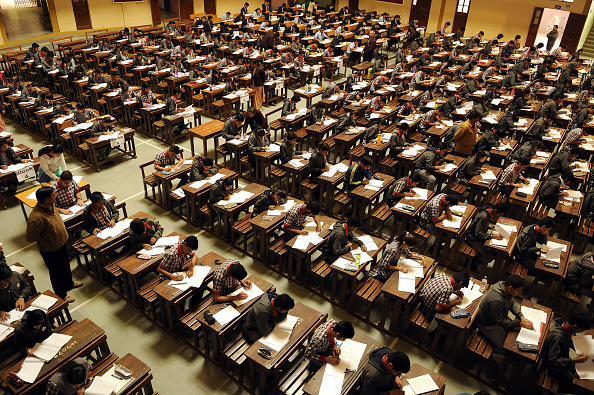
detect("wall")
(193, 0), (205, 14)
(52, 0), (77, 32)
(51, 0), (152, 32)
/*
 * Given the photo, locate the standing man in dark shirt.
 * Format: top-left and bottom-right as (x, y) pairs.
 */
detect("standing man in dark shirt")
(252, 61), (266, 110)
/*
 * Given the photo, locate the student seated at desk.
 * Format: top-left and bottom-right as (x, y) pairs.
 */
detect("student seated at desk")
(46, 357), (91, 395)
(542, 313), (591, 394)
(308, 142), (330, 181)
(369, 232), (425, 282)
(357, 349), (410, 395)
(279, 132), (302, 164)
(154, 145), (185, 174)
(386, 174), (421, 208)
(0, 264), (32, 319)
(538, 172), (573, 209)
(243, 292), (295, 342)
(477, 274), (533, 354)
(248, 128), (270, 161)
(160, 36), (174, 50)
(88, 68), (109, 87)
(107, 70), (123, 92)
(388, 124), (410, 159)
(512, 140), (543, 163)
(222, 114), (245, 141)
(413, 142), (447, 191)
(420, 272), (469, 317)
(321, 217), (365, 263)
(33, 92), (52, 112)
(565, 253), (594, 297)
(132, 52), (149, 67)
(497, 158), (529, 196)
(137, 82), (157, 106)
(281, 94), (301, 117)
(72, 103), (97, 125)
(13, 309), (52, 356)
(308, 101), (326, 126)
(129, 218), (164, 252)
(90, 115), (116, 162)
(466, 203), (507, 275)
(82, 192), (119, 236)
(304, 319), (355, 371)
(283, 201), (321, 236)
(211, 259), (253, 303)
(207, 178), (234, 213)
(419, 193), (459, 236)
(514, 218), (554, 269)
(190, 156), (218, 182)
(344, 156), (372, 193)
(0, 138), (32, 194)
(456, 150), (487, 186)
(52, 171), (84, 211)
(157, 236), (199, 281)
(253, 188), (287, 216)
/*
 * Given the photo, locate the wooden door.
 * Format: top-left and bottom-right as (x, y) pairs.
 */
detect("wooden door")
(560, 12), (587, 53)
(525, 7), (543, 48)
(409, 0), (432, 28)
(349, 0), (359, 12)
(71, 0), (92, 30)
(204, 0), (216, 15)
(150, 0), (161, 26)
(179, 0), (193, 20)
(451, 0), (470, 34)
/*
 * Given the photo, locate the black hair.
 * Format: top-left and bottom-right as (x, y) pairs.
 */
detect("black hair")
(505, 274), (525, 288)
(396, 231), (417, 246)
(229, 262), (248, 280)
(202, 157), (214, 166)
(493, 202), (508, 213)
(38, 144), (63, 157)
(23, 309), (46, 329)
(235, 114), (244, 123)
(538, 217), (555, 228)
(63, 361), (88, 385)
(517, 158), (530, 166)
(274, 293), (295, 310)
(130, 219), (146, 235)
(306, 201), (321, 215)
(387, 351), (411, 373)
(435, 142), (447, 151)
(319, 142), (331, 152)
(36, 186), (54, 203)
(222, 178), (234, 187)
(410, 173), (422, 183)
(60, 170), (73, 181)
(445, 194), (459, 205)
(360, 156), (373, 166)
(475, 150), (488, 159)
(333, 321), (355, 338)
(184, 235), (199, 250)
(569, 313), (592, 330)
(286, 131), (298, 141)
(452, 272), (470, 287)
(274, 189), (287, 200)
(89, 191), (104, 203)
(346, 217), (362, 227)
(169, 145), (181, 154)
(467, 111), (481, 120)
(0, 264), (12, 281)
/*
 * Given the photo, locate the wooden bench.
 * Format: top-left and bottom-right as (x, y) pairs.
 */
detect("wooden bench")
(223, 333), (251, 383)
(199, 205), (217, 233)
(527, 199), (550, 224)
(309, 259), (331, 298)
(446, 181), (468, 196)
(378, 155), (398, 176)
(266, 106), (284, 141)
(533, 367), (561, 394)
(215, 144), (230, 168)
(506, 261), (529, 279)
(278, 356), (314, 395)
(352, 273), (383, 322)
(370, 202), (392, 238)
(348, 143), (366, 162)
(412, 226), (431, 254)
(331, 191), (352, 219)
(557, 288), (582, 318)
(269, 238), (288, 268)
(139, 160), (159, 202)
(572, 218), (594, 254)
(137, 276), (161, 321)
(463, 330), (495, 378)
(449, 232), (477, 273)
(179, 299), (213, 354)
(232, 213), (253, 253)
(211, 99), (226, 120)
(404, 302), (432, 345)
(301, 178), (319, 201)
(270, 165), (287, 190)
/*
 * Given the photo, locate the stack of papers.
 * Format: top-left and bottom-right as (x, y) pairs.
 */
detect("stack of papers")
(481, 170), (498, 180)
(260, 315), (299, 351)
(541, 241), (567, 263)
(517, 306), (548, 346)
(213, 305), (240, 326)
(95, 218), (133, 239)
(217, 190), (255, 205)
(319, 339), (367, 394)
(275, 199), (297, 213)
(17, 357), (45, 383)
(442, 215), (463, 229)
(136, 247), (166, 256)
(517, 178), (539, 195)
(439, 163), (458, 173)
(287, 159), (306, 167)
(229, 283), (264, 306)
(60, 202), (91, 220)
(397, 259), (424, 292)
(403, 374), (440, 395)
(406, 188), (429, 201)
(401, 144), (425, 157)
(455, 281), (484, 309)
(293, 232), (325, 250)
(357, 235), (379, 251)
(31, 294), (58, 311)
(89, 365), (134, 395)
(167, 266), (211, 292)
(155, 236), (179, 247)
(572, 335), (594, 379)
(31, 333), (73, 361)
(492, 222), (517, 247)
(321, 163), (349, 177)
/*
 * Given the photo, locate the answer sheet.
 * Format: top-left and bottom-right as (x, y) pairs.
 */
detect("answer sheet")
(259, 315), (299, 351)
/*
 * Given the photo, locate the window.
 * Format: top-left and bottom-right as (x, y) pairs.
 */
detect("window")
(457, 0), (471, 13)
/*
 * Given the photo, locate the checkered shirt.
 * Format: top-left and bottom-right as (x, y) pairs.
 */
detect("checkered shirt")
(154, 149), (179, 167)
(562, 128), (583, 150)
(304, 319), (337, 370)
(136, 90), (156, 105)
(52, 180), (79, 209)
(392, 177), (408, 195)
(498, 163), (526, 188)
(284, 204), (309, 230)
(91, 205), (112, 229)
(45, 382), (61, 395)
(578, 91), (590, 109)
(368, 241), (412, 279)
(420, 273), (454, 311)
(159, 241), (194, 273)
(420, 110), (439, 130)
(420, 193), (446, 221)
(212, 259), (240, 295)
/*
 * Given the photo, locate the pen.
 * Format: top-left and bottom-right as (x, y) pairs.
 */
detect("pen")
(111, 374), (123, 380)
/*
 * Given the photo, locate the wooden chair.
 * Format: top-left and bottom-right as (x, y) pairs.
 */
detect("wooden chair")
(199, 205), (217, 233)
(137, 276), (161, 321)
(300, 178), (319, 201)
(215, 145), (230, 168)
(270, 165), (287, 190)
(571, 217), (594, 254)
(269, 238), (288, 268)
(139, 160), (159, 202)
(351, 271), (384, 323)
(308, 259), (332, 298)
(449, 232), (477, 274)
(278, 356), (314, 395)
(402, 299), (433, 345)
(557, 288), (582, 318)
(231, 213), (253, 254)
(369, 202), (393, 238)
(378, 156), (398, 176)
(331, 191), (352, 219)
(532, 365), (561, 394)
(222, 333), (251, 384)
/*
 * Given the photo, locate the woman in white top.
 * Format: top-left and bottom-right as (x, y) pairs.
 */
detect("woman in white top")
(38, 145), (67, 183)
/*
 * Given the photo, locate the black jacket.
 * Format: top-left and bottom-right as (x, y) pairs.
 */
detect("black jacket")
(308, 150), (327, 178)
(321, 221), (363, 263)
(13, 313), (52, 354)
(542, 318), (576, 375)
(82, 200), (119, 234)
(565, 253), (594, 294)
(356, 347), (400, 395)
(466, 207), (493, 242)
(190, 156), (219, 181)
(538, 175), (562, 209)
(128, 218), (164, 252)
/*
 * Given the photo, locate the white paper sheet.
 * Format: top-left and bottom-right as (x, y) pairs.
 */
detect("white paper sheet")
(259, 315), (299, 351)
(84, 376), (118, 395)
(517, 306), (547, 345)
(456, 282), (484, 309)
(398, 277), (417, 293)
(406, 374), (439, 395)
(17, 357), (45, 383)
(442, 215), (463, 229)
(230, 283), (264, 306)
(136, 247), (166, 256)
(350, 251), (373, 264)
(572, 335), (594, 379)
(213, 305), (240, 326)
(154, 236), (180, 247)
(30, 294), (58, 311)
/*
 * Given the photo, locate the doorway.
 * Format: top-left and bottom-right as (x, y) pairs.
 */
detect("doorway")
(0, 0), (53, 42)
(409, 0), (432, 29)
(533, 8), (570, 50)
(71, 0), (92, 30)
(159, 0), (179, 21)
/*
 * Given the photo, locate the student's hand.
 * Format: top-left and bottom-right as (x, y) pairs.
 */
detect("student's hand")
(77, 199), (85, 207)
(142, 244), (153, 250)
(520, 317), (534, 330)
(93, 228), (100, 236)
(326, 356), (341, 365)
(452, 297), (463, 305)
(435, 164), (446, 169)
(26, 348), (35, 357)
(1, 165), (7, 170)
(0, 311), (9, 322)
(316, 223), (322, 232)
(574, 354), (588, 363)
(15, 298), (25, 311)
(492, 232), (503, 240)
(269, 204), (278, 210)
(242, 280), (252, 290)
(171, 273), (184, 281)
(234, 292), (248, 300)
(223, 195), (230, 200)
(76, 387), (85, 395)
(454, 290), (464, 298)
(398, 267), (409, 273)
(186, 267), (193, 277)
(59, 208), (72, 215)
(299, 230), (309, 235)
(360, 244), (368, 252)
(333, 344), (341, 357)
(404, 192), (415, 197)
(109, 219), (116, 228)
(362, 179), (369, 185)
(150, 237), (157, 244)
(541, 246), (550, 253)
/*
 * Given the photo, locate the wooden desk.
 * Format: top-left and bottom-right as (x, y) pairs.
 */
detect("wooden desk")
(283, 158), (309, 198)
(503, 299), (552, 392)
(380, 257), (436, 334)
(432, 203), (476, 262)
(0, 318), (109, 395)
(244, 302), (325, 395)
(328, 234), (388, 307)
(84, 128), (136, 171)
(350, 173), (394, 230)
(188, 119), (224, 157)
(390, 188), (434, 240)
(90, 353), (153, 395)
(533, 236), (572, 306)
(160, 107), (202, 144)
(363, 140), (390, 171)
(181, 169), (236, 225)
(15, 179), (90, 221)
(153, 157), (194, 209)
(403, 363), (447, 395)
(213, 183), (267, 240)
(333, 128), (366, 163)
(467, 164), (501, 206)
(435, 154), (466, 191)
(484, 217), (522, 283)
(316, 160), (349, 212)
(252, 148), (279, 185)
(302, 332), (382, 395)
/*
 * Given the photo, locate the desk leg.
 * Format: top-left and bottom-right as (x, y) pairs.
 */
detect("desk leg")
(19, 201), (28, 221)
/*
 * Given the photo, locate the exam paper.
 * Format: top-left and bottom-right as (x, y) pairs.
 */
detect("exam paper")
(84, 376), (118, 395)
(31, 294), (58, 311)
(230, 283), (264, 306)
(398, 277), (417, 293)
(154, 236), (180, 247)
(213, 305), (240, 326)
(572, 335), (594, 380)
(442, 215), (463, 229)
(406, 374), (439, 395)
(358, 235), (378, 251)
(259, 315), (299, 351)
(136, 247), (166, 256)
(516, 306), (548, 346)
(17, 357), (45, 383)
(350, 250), (373, 264)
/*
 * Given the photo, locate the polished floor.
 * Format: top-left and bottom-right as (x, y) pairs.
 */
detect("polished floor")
(0, 96), (504, 394)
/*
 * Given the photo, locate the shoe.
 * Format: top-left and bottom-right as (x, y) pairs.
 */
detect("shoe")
(70, 281), (83, 289)
(64, 296), (75, 303)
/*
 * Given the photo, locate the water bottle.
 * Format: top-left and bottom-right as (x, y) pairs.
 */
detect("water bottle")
(464, 198), (468, 208)
(480, 276), (488, 293)
(376, 134), (381, 145)
(174, 68), (178, 77)
(356, 252), (361, 265)
(305, 83), (309, 93)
